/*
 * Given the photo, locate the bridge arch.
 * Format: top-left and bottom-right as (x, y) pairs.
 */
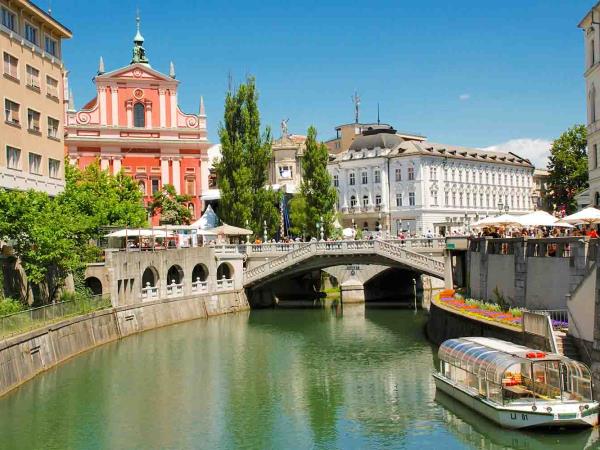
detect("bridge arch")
(167, 265), (184, 285)
(192, 263), (208, 282)
(84, 276), (103, 296)
(142, 266), (159, 288)
(217, 262), (233, 280)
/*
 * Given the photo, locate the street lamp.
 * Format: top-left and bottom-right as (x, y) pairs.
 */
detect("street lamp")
(497, 201), (503, 215)
(245, 219), (250, 244)
(263, 220), (267, 243)
(504, 204), (510, 213)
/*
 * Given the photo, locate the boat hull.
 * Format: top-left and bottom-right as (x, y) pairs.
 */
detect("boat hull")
(433, 374), (598, 429)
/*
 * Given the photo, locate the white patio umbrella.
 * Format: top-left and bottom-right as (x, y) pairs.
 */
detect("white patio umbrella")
(552, 221), (575, 228)
(471, 214), (521, 228)
(104, 228), (175, 238)
(517, 211), (558, 227)
(562, 207), (600, 225)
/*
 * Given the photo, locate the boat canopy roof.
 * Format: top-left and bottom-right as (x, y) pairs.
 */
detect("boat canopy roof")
(438, 337), (591, 385)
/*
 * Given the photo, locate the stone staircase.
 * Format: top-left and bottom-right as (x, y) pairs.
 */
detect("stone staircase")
(554, 330), (581, 360)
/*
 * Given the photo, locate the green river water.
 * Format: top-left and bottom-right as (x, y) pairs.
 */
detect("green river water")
(0, 306), (598, 450)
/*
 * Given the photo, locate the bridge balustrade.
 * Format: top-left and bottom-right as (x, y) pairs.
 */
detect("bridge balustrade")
(191, 279), (208, 293)
(216, 278), (234, 291)
(166, 282), (184, 298)
(141, 283), (159, 300)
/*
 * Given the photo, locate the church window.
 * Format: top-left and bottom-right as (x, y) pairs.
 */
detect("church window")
(134, 102), (145, 127)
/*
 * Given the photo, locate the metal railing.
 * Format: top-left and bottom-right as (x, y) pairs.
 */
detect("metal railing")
(528, 309), (568, 330)
(0, 295), (111, 340)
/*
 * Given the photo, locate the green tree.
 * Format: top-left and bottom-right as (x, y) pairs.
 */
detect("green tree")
(150, 184), (193, 225)
(288, 195), (307, 237)
(0, 190), (91, 303)
(546, 124), (588, 213)
(216, 76), (279, 237)
(297, 126), (337, 238)
(60, 161), (147, 236)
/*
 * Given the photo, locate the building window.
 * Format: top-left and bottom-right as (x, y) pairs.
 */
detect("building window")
(1, 6), (17, 31)
(452, 192), (456, 206)
(479, 172), (482, 183)
(333, 174), (339, 187)
(473, 193), (477, 207)
(44, 36), (57, 57)
(396, 193), (403, 207)
(48, 158), (60, 178)
(349, 172), (355, 185)
(362, 171), (368, 184)
(46, 76), (59, 98)
(3, 52), (18, 79)
(27, 109), (40, 132)
(48, 117), (59, 138)
(452, 169), (456, 181)
(6, 146), (21, 170)
(408, 166), (415, 181)
(430, 167), (437, 180)
(459, 192), (463, 207)
(28, 153), (41, 175)
(362, 195), (369, 207)
(395, 167), (402, 182)
(26, 65), (40, 89)
(185, 178), (195, 196)
(458, 170), (462, 182)
(481, 193), (484, 207)
(151, 178), (159, 194)
(591, 86), (597, 123)
(466, 192), (470, 207)
(596, 144), (600, 169)
(138, 181), (146, 195)
(374, 169), (381, 183)
(491, 173), (496, 184)
(445, 191), (449, 206)
(485, 173), (489, 184)
(4, 99), (20, 125)
(431, 191), (438, 206)
(592, 39), (596, 67)
(504, 174), (508, 185)
(350, 195), (357, 207)
(279, 165), (293, 179)
(409, 192), (415, 206)
(486, 194), (490, 207)
(375, 194), (382, 206)
(134, 102), (145, 127)
(24, 23), (38, 45)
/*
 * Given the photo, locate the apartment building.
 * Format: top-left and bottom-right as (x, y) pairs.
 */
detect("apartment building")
(0, 0), (71, 195)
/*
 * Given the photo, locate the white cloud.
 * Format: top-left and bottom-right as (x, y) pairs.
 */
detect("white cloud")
(482, 138), (552, 169)
(459, 94), (470, 101)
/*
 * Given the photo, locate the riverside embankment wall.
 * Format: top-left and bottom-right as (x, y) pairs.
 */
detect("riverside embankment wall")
(0, 290), (248, 398)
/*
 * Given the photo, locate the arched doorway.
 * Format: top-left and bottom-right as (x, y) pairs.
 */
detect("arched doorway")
(192, 263), (208, 293)
(167, 265), (184, 285)
(84, 277), (102, 296)
(142, 266), (159, 299)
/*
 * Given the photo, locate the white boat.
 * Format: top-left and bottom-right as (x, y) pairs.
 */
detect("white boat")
(433, 337), (599, 429)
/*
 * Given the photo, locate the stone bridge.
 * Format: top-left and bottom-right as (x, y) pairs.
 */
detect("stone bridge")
(243, 240), (446, 289)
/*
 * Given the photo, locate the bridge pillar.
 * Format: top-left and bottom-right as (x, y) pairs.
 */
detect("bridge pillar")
(340, 278), (365, 304)
(444, 251), (454, 289)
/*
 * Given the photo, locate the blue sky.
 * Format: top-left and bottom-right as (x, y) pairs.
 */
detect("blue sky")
(51, 0), (593, 167)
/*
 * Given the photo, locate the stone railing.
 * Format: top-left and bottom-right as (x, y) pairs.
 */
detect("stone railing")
(216, 278), (234, 291)
(191, 280), (208, 293)
(469, 237), (593, 259)
(166, 282), (184, 298)
(244, 239), (445, 286)
(141, 284), (159, 300)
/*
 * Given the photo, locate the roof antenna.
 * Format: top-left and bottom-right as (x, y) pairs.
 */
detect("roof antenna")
(377, 102), (380, 125)
(48, 0), (52, 15)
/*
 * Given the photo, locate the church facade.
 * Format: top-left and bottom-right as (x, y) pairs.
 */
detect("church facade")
(65, 17), (211, 224)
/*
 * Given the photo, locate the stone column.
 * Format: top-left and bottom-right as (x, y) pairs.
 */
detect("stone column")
(112, 156), (122, 175)
(161, 157), (170, 187)
(159, 89), (167, 128)
(126, 100), (133, 128)
(145, 100), (153, 128)
(110, 86), (118, 126)
(444, 249), (454, 289)
(513, 238), (527, 308)
(169, 90), (177, 128)
(100, 157), (109, 171)
(99, 87), (107, 125)
(172, 158), (181, 193)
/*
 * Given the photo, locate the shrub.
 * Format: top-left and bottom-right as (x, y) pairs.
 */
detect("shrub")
(0, 297), (26, 317)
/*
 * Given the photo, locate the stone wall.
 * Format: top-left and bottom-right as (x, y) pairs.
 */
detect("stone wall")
(0, 290), (248, 398)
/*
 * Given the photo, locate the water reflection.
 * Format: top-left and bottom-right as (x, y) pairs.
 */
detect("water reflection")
(0, 307), (595, 449)
(435, 390), (600, 450)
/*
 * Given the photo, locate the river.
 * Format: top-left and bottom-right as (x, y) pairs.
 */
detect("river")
(0, 305), (597, 449)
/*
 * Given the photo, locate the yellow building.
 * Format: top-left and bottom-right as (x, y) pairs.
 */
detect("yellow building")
(0, 0), (71, 195)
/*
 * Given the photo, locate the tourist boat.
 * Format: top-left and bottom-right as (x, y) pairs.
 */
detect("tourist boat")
(433, 337), (599, 429)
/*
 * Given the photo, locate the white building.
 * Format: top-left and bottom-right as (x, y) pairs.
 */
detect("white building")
(328, 125), (536, 236)
(579, 6), (600, 207)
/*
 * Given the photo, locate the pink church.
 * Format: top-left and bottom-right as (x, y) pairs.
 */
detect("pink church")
(65, 17), (211, 224)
